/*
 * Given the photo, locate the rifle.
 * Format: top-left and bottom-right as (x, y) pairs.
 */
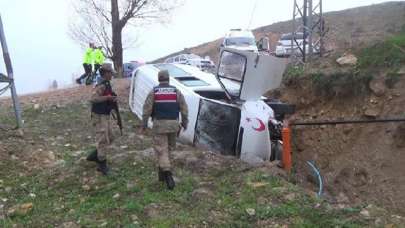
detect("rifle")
(110, 93), (123, 135)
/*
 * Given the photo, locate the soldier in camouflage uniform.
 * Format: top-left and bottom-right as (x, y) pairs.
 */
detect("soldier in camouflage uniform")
(142, 69), (188, 190)
(86, 63), (117, 175)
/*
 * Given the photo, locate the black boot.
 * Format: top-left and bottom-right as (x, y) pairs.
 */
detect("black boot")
(86, 149), (98, 162)
(85, 73), (95, 85)
(97, 159), (109, 175)
(158, 167), (164, 182)
(163, 171), (175, 190)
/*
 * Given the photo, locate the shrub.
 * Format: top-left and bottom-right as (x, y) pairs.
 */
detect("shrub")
(283, 64), (305, 86)
(357, 33), (405, 69)
(311, 70), (372, 98)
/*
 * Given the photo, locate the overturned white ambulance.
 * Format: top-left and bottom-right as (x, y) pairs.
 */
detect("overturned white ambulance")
(129, 48), (289, 164)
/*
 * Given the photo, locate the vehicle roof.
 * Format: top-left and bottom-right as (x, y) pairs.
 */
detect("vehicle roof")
(184, 54), (201, 59)
(166, 53), (204, 61)
(225, 29), (255, 38)
(136, 63), (223, 92)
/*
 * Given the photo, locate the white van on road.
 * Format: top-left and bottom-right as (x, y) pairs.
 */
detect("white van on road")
(221, 29), (259, 52)
(165, 54), (215, 73)
(275, 32), (318, 57)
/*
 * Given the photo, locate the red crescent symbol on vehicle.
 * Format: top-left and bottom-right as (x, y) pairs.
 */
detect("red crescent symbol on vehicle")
(252, 118), (266, 132)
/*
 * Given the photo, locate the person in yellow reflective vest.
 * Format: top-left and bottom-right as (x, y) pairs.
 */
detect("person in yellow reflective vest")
(94, 46), (105, 74)
(76, 43), (95, 84)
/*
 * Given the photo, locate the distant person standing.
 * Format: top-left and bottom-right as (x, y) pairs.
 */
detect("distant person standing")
(94, 46), (105, 75)
(141, 70), (188, 190)
(76, 43), (95, 84)
(86, 63), (117, 175)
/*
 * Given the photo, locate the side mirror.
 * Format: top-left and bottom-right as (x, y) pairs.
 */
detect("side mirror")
(257, 37), (270, 52)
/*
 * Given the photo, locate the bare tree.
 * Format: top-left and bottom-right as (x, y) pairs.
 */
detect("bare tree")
(69, 0), (182, 77)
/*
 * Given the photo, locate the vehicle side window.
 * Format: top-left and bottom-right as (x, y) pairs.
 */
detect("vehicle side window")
(218, 51), (246, 81)
(174, 56), (180, 62)
(195, 99), (241, 156)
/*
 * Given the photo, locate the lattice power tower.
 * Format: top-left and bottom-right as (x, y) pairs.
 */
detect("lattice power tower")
(0, 14), (22, 130)
(292, 0), (326, 62)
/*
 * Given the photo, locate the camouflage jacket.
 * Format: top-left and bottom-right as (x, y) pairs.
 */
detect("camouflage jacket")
(90, 80), (116, 115)
(142, 84), (188, 134)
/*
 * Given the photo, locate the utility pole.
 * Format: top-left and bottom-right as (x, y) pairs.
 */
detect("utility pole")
(292, 0), (325, 62)
(0, 15), (23, 129)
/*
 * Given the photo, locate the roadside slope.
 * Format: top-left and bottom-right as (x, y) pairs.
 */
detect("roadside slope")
(1, 80), (402, 227)
(270, 32), (405, 215)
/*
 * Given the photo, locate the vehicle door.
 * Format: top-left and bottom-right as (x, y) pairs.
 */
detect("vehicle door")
(194, 99), (241, 156)
(216, 48), (288, 101)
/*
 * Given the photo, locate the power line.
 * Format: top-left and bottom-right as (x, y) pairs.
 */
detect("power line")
(248, 0), (259, 29)
(292, 118), (405, 126)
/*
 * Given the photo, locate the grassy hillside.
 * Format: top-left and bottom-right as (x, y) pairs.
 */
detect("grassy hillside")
(0, 80), (400, 227)
(281, 32), (405, 97)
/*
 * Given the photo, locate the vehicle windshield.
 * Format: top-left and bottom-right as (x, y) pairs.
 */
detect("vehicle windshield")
(225, 37), (255, 46)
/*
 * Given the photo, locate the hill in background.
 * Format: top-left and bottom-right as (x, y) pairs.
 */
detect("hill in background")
(153, 1), (405, 64)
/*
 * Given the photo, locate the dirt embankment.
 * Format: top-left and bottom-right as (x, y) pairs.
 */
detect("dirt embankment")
(271, 62), (405, 214)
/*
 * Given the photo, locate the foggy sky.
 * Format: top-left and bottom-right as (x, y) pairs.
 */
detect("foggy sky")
(0, 0), (399, 95)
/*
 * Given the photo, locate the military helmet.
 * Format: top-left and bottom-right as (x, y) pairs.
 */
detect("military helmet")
(99, 63), (116, 76)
